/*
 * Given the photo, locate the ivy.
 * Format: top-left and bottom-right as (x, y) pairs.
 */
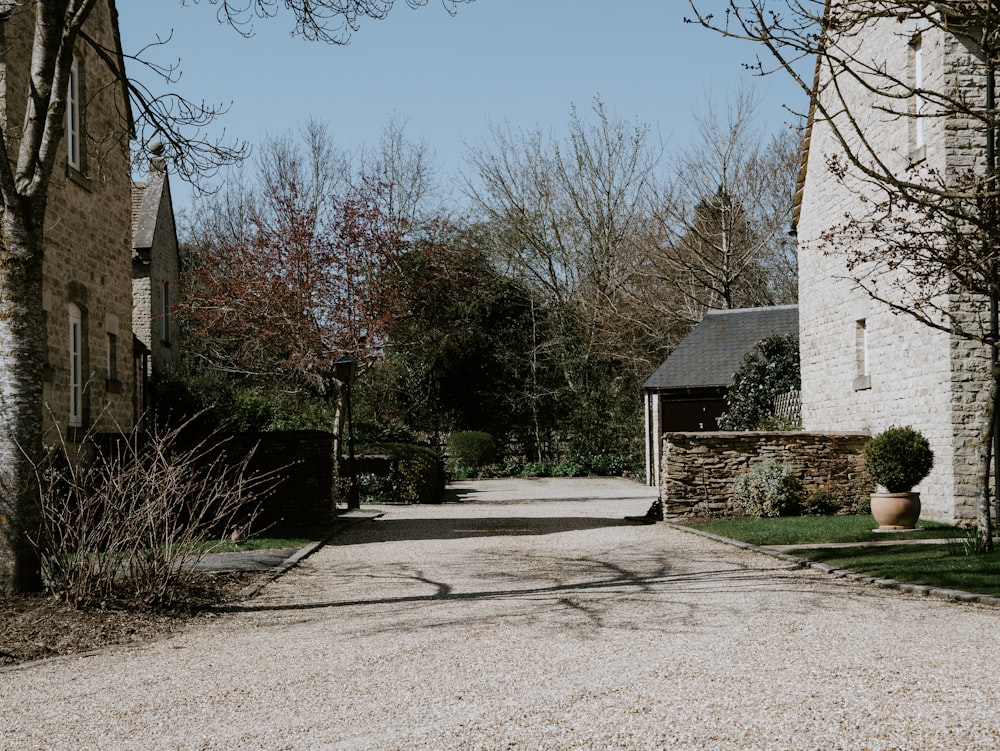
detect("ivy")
(718, 334), (800, 431)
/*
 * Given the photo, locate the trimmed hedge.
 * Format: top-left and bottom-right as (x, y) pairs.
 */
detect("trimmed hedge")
(358, 442), (445, 504)
(446, 431), (497, 471)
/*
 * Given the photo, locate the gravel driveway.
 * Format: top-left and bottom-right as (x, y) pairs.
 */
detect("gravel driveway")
(3, 477), (999, 750)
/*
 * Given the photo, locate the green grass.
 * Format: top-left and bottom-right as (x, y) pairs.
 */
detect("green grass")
(194, 521), (331, 554)
(687, 515), (1000, 597)
(797, 545), (1000, 597)
(689, 515), (956, 546)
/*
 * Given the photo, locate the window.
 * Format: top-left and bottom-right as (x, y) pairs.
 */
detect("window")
(854, 318), (871, 391)
(66, 58), (81, 170)
(68, 304), (82, 426)
(910, 33), (926, 159)
(107, 332), (118, 383)
(160, 280), (171, 344)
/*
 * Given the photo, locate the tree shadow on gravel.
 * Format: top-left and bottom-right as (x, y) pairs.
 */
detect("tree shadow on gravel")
(327, 516), (640, 545)
(222, 555), (813, 618)
(441, 488), (657, 505)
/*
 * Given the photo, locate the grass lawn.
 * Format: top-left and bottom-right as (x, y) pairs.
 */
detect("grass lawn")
(688, 515), (956, 547)
(195, 520), (332, 554)
(795, 544), (1000, 597)
(687, 515), (1000, 597)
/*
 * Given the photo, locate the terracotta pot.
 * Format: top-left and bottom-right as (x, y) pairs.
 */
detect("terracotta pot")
(870, 491), (921, 531)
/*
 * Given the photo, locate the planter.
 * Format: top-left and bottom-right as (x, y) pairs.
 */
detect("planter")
(870, 491), (921, 531)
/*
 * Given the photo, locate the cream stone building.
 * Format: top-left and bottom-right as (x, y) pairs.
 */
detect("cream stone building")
(13, 0), (138, 441)
(795, 6), (992, 522)
(132, 142), (181, 414)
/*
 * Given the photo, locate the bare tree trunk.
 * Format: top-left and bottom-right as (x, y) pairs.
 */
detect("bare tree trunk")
(0, 211), (46, 593)
(980, 361), (998, 553)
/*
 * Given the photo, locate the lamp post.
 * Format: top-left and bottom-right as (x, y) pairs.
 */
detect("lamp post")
(334, 354), (360, 510)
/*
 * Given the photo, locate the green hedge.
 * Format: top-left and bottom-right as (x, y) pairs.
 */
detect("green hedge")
(446, 431), (498, 470)
(358, 442), (445, 504)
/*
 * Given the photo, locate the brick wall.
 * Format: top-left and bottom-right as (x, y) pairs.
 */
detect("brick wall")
(659, 431), (870, 520)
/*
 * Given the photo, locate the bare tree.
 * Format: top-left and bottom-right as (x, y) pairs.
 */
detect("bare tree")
(686, 0), (1000, 546)
(357, 113), (442, 226)
(0, 0), (471, 593)
(649, 87), (800, 326)
(465, 98), (672, 379)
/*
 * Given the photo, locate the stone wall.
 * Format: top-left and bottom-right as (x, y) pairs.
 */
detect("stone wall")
(131, 153), (181, 386)
(659, 431), (870, 520)
(224, 431), (336, 528)
(795, 12), (990, 524)
(8, 1), (138, 440)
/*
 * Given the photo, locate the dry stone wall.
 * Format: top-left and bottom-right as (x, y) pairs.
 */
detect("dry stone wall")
(659, 431), (870, 520)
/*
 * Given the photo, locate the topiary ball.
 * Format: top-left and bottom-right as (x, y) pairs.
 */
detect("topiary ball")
(862, 426), (933, 493)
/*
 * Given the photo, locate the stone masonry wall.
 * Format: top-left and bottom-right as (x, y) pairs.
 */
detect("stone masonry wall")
(796, 11), (989, 523)
(2, 3), (137, 439)
(659, 432), (870, 520)
(132, 160), (180, 383)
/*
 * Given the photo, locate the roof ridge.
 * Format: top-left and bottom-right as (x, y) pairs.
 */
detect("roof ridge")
(705, 304), (799, 316)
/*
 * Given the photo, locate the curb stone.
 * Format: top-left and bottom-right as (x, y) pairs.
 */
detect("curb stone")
(666, 521), (1000, 609)
(236, 511), (385, 600)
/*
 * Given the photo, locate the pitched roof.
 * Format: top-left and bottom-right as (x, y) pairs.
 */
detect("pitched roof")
(643, 305), (799, 391)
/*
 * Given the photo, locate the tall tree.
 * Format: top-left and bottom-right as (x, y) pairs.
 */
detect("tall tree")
(0, 0), (471, 592)
(686, 0), (1000, 546)
(466, 98), (671, 381)
(649, 87), (800, 325)
(366, 222), (543, 444)
(183, 124), (406, 400)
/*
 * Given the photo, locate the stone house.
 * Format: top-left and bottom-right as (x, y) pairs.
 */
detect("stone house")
(795, 5), (992, 523)
(132, 142), (181, 414)
(8, 1), (138, 441)
(643, 305), (799, 486)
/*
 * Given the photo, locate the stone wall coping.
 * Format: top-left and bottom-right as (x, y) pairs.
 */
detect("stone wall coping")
(663, 431), (871, 439)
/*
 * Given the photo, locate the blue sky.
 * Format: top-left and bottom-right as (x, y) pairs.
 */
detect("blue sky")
(118, 1), (807, 211)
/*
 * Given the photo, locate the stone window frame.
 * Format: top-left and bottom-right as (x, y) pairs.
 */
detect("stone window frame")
(68, 302), (84, 427)
(908, 31), (927, 164)
(66, 282), (91, 439)
(853, 317), (872, 391)
(65, 53), (92, 189)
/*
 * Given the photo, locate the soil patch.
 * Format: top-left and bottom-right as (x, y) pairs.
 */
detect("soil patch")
(0, 571), (257, 668)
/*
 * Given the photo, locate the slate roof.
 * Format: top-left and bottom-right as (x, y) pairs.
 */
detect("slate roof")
(131, 172), (161, 256)
(643, 305), (799, 391)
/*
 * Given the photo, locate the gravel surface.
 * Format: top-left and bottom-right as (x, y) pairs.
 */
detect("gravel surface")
(2, 477), (999, 750)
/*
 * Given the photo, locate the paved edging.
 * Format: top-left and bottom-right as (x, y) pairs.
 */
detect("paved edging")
(666, 521), (1000, 608)
(236, 511), (384, 600)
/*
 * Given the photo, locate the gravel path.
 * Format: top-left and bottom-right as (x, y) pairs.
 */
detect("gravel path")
(3, 477), (1000, 750)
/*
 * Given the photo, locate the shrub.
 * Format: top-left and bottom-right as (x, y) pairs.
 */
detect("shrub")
(732, 459), (800, 518)
(31, 417), (280, 608)
(573, 452), (635, 477)
(551, 460), (584, 477)
(520, 460), (553, 478)
(862, 426), (934, 492)
(799, 485), (847, 516)
(358, 442), (445, 504)
(718, 335), (800, 431)
(446, 431), (498, 473)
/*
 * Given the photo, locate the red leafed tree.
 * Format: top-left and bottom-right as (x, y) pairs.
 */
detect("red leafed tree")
(184, 173), (406, 403)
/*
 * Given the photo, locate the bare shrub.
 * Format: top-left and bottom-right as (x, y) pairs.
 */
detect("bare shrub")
(29, 417), (280, 608)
